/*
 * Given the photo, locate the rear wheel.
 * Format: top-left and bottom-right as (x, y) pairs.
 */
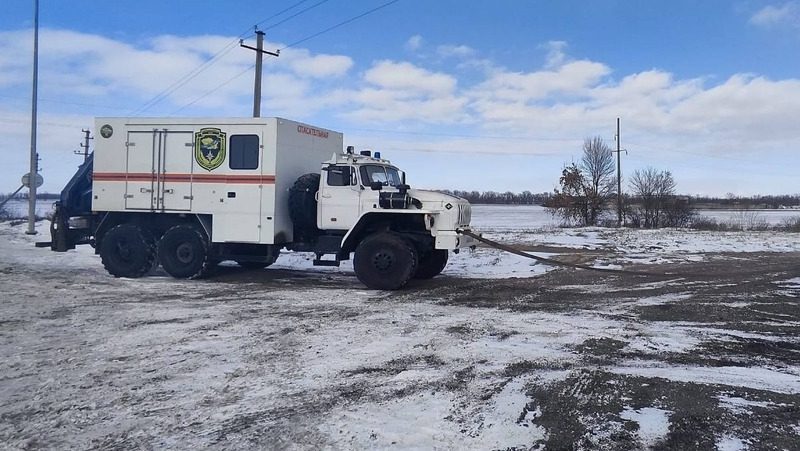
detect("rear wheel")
(354, 232), (418, 290)
(414, 249), (449, 279)
(158, 225), (212, 279)
(99, 224), (156, 278)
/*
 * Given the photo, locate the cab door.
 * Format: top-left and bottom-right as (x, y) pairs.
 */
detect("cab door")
(317, 165), (361, 230)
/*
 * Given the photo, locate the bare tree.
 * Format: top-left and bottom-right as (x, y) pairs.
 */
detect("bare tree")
(547, 163), (589, 225)
(547, 137), (616, 226)
(580, 137), (616, 225)
(629, 167), (679, 228)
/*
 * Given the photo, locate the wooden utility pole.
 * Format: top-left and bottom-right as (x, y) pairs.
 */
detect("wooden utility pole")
(75, 129), (92, 161)
(240, 30), (279, 118)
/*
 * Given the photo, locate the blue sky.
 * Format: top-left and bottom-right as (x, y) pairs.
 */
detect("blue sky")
(2, 0), (799, 196)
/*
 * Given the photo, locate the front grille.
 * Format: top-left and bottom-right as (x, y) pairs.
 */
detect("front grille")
(457, 203), (471, 226)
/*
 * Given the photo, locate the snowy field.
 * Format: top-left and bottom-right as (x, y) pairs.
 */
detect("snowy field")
(1, 206), (800, 449)
(3, 199), (800, 227)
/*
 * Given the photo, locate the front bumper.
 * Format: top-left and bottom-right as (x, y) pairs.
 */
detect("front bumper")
(435, 229), (478, 250)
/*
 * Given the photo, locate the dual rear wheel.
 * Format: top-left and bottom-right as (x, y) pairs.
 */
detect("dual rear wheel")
(100, 224), (212, 279)
(99, 223), (448, 287)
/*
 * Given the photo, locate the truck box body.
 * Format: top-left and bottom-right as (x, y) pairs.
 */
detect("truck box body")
(92, 117), (343, 244)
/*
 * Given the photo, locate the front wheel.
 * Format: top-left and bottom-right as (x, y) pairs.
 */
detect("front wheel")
(99, 224), (156, 278)
(353, 233), (418, 290)
(158, 225), (212, 279)
(414, 249), (449, 279)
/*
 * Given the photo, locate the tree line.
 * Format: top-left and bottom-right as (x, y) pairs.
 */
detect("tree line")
(436, 190), (553, 205)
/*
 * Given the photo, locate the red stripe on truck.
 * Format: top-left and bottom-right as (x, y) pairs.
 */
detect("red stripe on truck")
(93, 172), (276, 184)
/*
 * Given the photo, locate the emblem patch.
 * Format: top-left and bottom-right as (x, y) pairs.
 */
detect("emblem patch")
(194, 128), (226, 171)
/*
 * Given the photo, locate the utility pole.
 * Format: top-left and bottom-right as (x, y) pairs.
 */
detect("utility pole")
(613, 117), (625, 227)
(240, 29), (279, 118)
(75, 129), (92, 161)
(26, 0), (39, 235)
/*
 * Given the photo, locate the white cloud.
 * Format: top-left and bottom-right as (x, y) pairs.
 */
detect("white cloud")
(471, 59), (611, 102)
(750, 2), (800, 28)
(335, 61), (467, 123)
(436, 44), (476, 59)
(2, 28), (800, 195)
(364, 60), (457, 94)
(287, 54), (353, 78)
(281, 48), (353, 78)
(541, 40), (569, 68)
(405, 34), (423, 52)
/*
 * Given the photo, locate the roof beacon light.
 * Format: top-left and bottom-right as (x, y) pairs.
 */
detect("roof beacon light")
(360, 150), (371, 157)
(374, 151), (381, 159)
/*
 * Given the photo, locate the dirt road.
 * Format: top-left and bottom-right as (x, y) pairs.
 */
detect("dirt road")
(1, 223), (799, 449)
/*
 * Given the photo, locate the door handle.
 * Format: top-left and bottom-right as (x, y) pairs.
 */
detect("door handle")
(163, 189), (174, 194)
(321, 194), (332, 198)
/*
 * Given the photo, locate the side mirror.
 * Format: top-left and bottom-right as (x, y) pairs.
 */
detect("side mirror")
(370, 181), (384, 191)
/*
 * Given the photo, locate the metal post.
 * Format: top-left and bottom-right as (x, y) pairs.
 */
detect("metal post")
(26, 0), (39, 235)
(616, 117), (622, 227)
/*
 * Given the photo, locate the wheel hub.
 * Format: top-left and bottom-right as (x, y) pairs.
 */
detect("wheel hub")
(115, 240), (132, 260)
(372, 251), (393, 271)
(176, 242), (194, 264)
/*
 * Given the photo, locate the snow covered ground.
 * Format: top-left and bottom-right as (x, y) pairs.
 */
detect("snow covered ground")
(1, 207), (799, 449)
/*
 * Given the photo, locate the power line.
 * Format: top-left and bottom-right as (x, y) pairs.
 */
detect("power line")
(281, 0), (402, 50)
(625, 140), (755, 163)
(168, 1), (402, 115)
(252, 0), (315, 30)
(128, 40), (241, 116)
(170, 64), (255, 114)
(0, 94), (127, 112)
(261, 0), (333, 32)
(127, 0), (332, 116)
(355, 144), (563, 157)
(347, 127), (580, 142)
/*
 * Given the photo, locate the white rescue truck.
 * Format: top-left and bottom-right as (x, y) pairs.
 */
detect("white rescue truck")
(45, 117), (476, 290)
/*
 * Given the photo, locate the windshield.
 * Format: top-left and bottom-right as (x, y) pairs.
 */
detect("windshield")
(359, 164), (403, 187)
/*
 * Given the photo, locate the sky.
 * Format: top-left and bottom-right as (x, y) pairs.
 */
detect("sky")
(1, 0), (799, 196)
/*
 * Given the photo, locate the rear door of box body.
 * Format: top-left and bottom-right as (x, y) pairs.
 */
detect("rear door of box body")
(124, 129), (193, 211)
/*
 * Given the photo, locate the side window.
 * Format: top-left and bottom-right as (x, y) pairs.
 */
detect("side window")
(327, 166), (352, 186)
(229, 135), (259, 170)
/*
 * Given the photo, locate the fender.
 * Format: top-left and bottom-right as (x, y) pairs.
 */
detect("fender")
(338, 210), (436, 258)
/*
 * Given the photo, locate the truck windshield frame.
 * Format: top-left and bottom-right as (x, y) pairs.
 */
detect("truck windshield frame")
(359, 164), (402, 187)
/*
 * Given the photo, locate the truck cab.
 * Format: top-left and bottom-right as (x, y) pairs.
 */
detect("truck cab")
(318, 151), (406, 231)
(283, 148), (476, 289)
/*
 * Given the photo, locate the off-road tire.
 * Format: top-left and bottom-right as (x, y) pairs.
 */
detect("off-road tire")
(288, 173), (321, 240)
(158, 225), (212, 279)
(99, 224), (156, 278)
(354, 232), (418, 290)
(413, 249), (449, 279)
